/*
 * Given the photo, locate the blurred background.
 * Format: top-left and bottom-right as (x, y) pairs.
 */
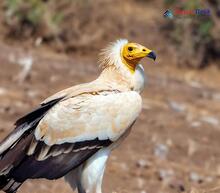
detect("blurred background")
(0, 0), (220, 193)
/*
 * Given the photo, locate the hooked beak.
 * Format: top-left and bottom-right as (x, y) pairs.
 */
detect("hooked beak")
(147, 51), (156, 61)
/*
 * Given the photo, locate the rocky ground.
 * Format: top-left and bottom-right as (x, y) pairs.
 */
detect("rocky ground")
(0, 0), (220, 192)
(0, 40), (220, 193)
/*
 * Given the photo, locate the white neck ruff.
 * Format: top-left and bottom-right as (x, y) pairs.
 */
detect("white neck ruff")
(99, 39), (146, 93)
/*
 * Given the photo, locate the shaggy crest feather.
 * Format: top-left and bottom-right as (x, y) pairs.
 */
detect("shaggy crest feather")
(99, 39), (128, 69)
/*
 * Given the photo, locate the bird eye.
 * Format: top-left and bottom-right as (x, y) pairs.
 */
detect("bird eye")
(128, 47), (133, 51)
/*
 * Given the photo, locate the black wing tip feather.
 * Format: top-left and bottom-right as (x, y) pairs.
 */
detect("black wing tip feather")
(15, 97), (64, 126)
(0, 175), (21, 193)
(0, 136), (112, 192)
(9, 138), (112, 182)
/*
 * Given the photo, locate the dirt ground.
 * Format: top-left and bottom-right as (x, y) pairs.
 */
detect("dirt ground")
(0, 39), (220, 193)
(0, 1), (220, 193)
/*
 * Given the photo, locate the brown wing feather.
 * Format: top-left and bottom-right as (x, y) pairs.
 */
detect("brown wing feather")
(0, 131), (112, 193)
(10, 137), (112, 181)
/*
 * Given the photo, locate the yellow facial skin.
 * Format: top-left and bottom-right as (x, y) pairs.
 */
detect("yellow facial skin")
(121, 42), (156, 73)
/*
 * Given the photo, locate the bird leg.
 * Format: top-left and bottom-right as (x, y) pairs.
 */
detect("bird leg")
(80, 148), (111, 193)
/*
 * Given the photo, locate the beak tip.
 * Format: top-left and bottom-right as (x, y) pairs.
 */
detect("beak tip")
(147, 51), (157, 61)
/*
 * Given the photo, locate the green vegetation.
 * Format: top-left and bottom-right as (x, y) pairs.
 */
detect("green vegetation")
(6, 0), (45, 25)
(4, 0), (65, 38)
(2, 0), (219, 68)
(163, 0), (219, 68)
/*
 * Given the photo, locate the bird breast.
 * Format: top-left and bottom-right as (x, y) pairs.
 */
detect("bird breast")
(133, 64), (146, 93)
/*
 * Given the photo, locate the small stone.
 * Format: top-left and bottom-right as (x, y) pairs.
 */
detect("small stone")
(188, 139), (198, 156)
(191, 121), (202, 128)
(27, 90), (39, 98)
(188, 81), (202, 88)
(119, 162), (129, 171)
(201, 116), (219, 126)
(166, 139), (173, 146)
(189, 172), (203, 183)
(154, 144), (169, 160)
(15, 56), (34, 83)
(136, 159), (151, 168)
(212, 93), (220, 101)
(35, 37), (43, 47)
(169, 180), (185, 192)
(136, 177), (145, 188)
(205, 176), (213, 183)
(169, 101), (186, 113)
(50, 75), (59, 83)
(158, 169), (174, 181)
(0, 87), (7, 96)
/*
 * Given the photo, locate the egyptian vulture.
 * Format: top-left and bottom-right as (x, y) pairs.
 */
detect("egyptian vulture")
(0, 39), (156, 193)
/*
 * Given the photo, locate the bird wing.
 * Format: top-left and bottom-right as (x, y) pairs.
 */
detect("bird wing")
(0, 81), (115, 155)
(0, 96), (64, 156)
(0, 88), (142, 185)
(35, 90), (142, 146)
